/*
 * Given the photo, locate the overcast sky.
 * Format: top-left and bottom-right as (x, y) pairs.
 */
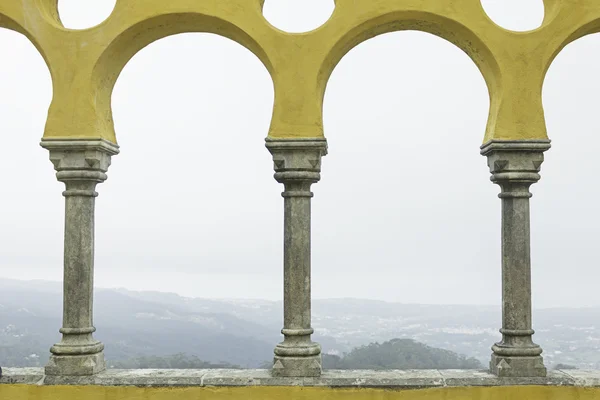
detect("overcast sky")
(1, 0), (598, 308)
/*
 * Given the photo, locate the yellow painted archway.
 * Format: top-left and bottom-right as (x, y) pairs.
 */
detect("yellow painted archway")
(1, 0), (599, 144)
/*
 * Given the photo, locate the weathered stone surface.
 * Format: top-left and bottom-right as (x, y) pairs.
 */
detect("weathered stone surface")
(45, 353), (106, 377)
(0, 368), (44, 385)
(40, 139), (119, 377)
(202, 369), (304, 387)
(266, 138), (327, 378)
(481, 140), (551, 378)
(439, 369), (574, 387)
(2, 368), (599, 388)
(490, 354), (547, 378)
(272, 356), (322, 378)
(561, 370), (600, 387)
(313, 369), (445, 388)
(43, 369), (211, 387)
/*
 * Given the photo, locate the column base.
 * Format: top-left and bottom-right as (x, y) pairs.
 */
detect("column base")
(490, 353), (547, 377)
(45, 352), (106, 376)
(272, 354), (322, 377)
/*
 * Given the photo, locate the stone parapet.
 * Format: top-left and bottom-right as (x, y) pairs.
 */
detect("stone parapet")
(2, 368), (599, 388)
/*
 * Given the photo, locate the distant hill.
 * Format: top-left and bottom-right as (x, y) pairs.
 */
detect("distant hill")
(1, 278), (599, 369)
(118, 338), (483, 370)
(0, 279), (276, 368)
(323, 338), (482, 370)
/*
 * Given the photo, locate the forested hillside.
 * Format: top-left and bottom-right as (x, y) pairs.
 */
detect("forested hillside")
(322, 339), (482, 369)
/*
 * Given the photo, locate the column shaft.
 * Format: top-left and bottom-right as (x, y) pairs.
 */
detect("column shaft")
(282, 182), (314, 345)
(481, 140), (549, 378)
(501, 184), (533, 343)
(266, 138), (326, 377)
(42, 139), (118, 376)
(62, 181), (97, 333)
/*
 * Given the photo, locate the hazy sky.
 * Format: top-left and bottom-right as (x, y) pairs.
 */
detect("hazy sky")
(1, 1), (599, 308)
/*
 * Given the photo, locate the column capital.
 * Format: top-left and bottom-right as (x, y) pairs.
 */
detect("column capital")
(481, 140), (551, 186)
(41, 139), (120, 183)
(265, 138), (327, 185)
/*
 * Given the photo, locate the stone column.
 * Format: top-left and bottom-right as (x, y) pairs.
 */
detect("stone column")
(41, 139), (119, 376)
(481, 139), (550, 378)
(265, 138), (327, 377)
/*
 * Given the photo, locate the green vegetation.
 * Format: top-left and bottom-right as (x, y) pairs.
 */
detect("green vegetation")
(322, 338), (483, 370)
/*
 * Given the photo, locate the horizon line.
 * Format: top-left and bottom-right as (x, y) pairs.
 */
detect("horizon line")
(2, 276), (598, 310)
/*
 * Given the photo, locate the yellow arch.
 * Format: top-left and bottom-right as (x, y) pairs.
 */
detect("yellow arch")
(31, 0), (274, 144)
(92, 13), (275, 145)
(261, 0), (569, 143)
(317, 11), (500, 143)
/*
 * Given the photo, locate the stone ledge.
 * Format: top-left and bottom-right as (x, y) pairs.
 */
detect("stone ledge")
(1, 368), (599, 388)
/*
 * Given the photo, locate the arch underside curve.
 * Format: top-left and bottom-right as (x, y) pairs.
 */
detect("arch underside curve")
(321, 12), (501, 97)
(315, 11), (500, 143)
(0, 12), (54, 81)
(543, 17), (600, 80)
(92, 13), (276, 144)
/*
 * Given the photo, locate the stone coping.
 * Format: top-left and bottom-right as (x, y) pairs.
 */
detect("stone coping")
(1, 368), (600, 388)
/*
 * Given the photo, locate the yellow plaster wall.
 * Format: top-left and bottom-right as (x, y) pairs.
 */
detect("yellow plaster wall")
(2, 385), (600, 400)
(1, 0), (599, 144)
